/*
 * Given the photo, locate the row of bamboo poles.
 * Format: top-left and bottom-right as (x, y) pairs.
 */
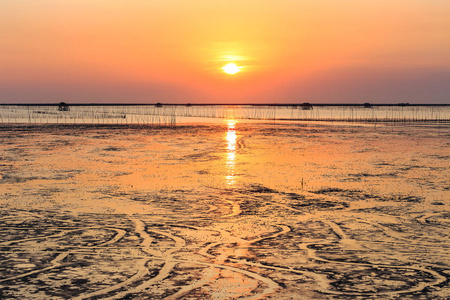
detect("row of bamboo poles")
(0, 105), (448, 125)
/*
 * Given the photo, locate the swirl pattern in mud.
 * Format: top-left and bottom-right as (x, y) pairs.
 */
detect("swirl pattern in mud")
(0, 123), (448, 299)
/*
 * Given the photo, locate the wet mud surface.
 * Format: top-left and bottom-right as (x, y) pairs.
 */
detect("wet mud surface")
(0, 123), (449, 299)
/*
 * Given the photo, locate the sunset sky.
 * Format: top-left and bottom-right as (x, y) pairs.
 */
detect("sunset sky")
(1, 0), (449, 104)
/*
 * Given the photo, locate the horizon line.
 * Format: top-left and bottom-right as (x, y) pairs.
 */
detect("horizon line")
(0, 102), (449, 107)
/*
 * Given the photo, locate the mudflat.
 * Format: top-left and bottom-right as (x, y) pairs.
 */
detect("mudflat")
(0, 122), (448, 299)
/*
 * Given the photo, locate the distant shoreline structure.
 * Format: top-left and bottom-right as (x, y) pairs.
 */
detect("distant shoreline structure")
(1, 103), (449, 125)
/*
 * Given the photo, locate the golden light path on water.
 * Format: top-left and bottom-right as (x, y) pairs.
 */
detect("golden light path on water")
(226, 121), (237, 186)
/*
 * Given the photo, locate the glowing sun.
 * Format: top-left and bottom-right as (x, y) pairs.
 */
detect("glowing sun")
(223, 63), (241, 75)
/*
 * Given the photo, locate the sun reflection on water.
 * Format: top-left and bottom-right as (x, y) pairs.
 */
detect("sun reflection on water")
(226, 121), (237, 186)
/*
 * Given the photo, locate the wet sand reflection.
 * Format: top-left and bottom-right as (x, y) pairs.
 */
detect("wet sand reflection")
(225, 121), (237, 186)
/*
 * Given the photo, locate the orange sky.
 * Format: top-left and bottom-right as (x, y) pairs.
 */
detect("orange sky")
(1, 0), (449, 103)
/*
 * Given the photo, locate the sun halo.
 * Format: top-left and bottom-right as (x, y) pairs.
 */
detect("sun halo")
(223, 63), (241, 75)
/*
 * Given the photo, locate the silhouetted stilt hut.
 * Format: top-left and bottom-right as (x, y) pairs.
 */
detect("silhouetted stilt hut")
(301, 103), (313, 110)
(58, 102), (70, 111)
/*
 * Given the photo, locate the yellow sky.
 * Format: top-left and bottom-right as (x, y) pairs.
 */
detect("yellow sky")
(1, 0), (449, 103)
